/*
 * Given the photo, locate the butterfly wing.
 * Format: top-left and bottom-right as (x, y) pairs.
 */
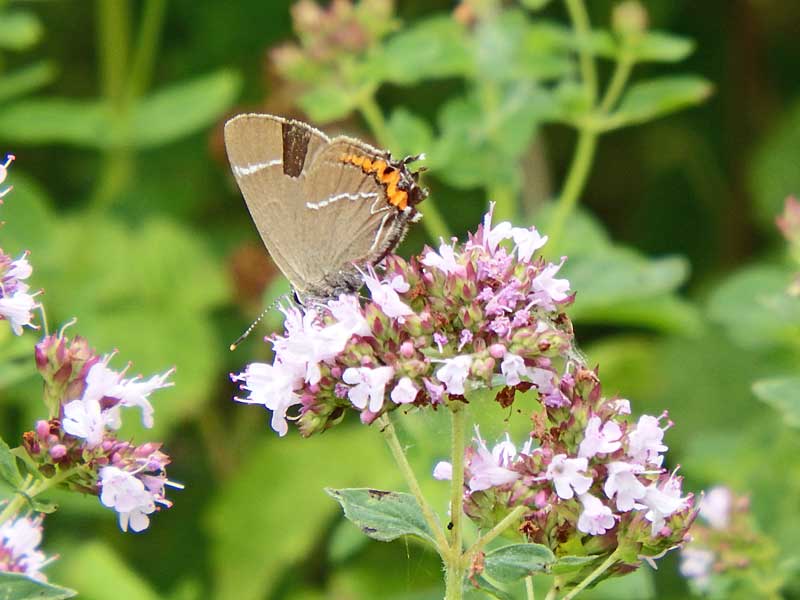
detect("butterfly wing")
(224, 113), (331, 294)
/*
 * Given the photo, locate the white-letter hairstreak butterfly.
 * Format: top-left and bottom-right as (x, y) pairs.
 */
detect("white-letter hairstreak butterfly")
(224, 113), (427, 304)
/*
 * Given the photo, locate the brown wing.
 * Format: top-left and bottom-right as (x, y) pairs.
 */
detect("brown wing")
(224, 113), (330, 293)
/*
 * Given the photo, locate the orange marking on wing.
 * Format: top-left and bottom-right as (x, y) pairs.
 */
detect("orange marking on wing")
(340, 153), (409, 209)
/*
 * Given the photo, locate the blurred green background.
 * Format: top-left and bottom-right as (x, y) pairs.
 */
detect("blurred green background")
(1, 0), (800, 598)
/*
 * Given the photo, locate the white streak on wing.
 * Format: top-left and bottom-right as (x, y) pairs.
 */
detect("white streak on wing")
(233, 159), (282, 176)
(306, 191), (379, 210)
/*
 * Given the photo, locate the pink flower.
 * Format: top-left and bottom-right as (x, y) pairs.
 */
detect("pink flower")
(680, 547), (715, 590)
(113, 370), (174, 429)
(0, 515), (48, 580)
(530, 260), (570, 310)
(511, 226), (548, 262)
(343, 365), (395, 412)
(364, 271), (414, 320)
(433, 461), (453, 480)
(466, 432), (523, 492)
(603, 461), (647, 511)
(578, 416), (622, 458)
(641, 476), (688, 534)
(232, 361), (302, 436)
(546, 454), (592, 499)
(435, 355), (473, 395)
(99, 466), (156, 533)
(390, 377), (419, 404)
(500, 353), (528, 386)
(62, 395), (116, 447)
(0, 291), (37, 335)
(699, 486), (732, 529)
(0, 153), (15, 199)
(627, 414), (669, 467)
(422, 241), (463, 275)
(577, 493), (616, 535)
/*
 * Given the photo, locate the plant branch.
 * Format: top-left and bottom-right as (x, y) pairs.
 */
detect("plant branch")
(445, 401), (467, 600)
(561, 551), (619, 600)
(464, 504), (527, 559)
(564, 0), (597, 104)
(378, 413), (450, 555)
(526, 576), (535, 600)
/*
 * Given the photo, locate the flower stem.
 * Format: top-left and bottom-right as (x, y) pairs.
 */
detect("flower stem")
(378, 414), (450, 555)
(357, 96), (452, 243)
(598, 52), (635, 114)
(464, 504), (527, 559)
(444, 401), (467, 600)
(544, 582), (559, 600)
(526, 576), (535, 600)
(560, 551), (619, 600)
(547, 0), (599, 252)
(0, 466), (82, 524)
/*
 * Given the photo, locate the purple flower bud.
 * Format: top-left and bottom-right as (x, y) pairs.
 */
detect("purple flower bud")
(35, 420), (50, 438)
(49, 444), (67, 460)
(400, 340), (415, 358)
(489, 344), (506, 359)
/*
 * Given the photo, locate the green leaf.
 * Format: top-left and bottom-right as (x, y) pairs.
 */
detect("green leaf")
(0, 98), (113, 148)
(0, 572), (76, 600)
(629, 32), (695, 63)
(132, 69), (241, 148)
(750, 98), (800, 226)
(0, 61), (56, 104)
(50, 540), (158, 600)
(483, 543), (556, 583)
(298, 81), (361, 124)
(603, 76), (712, 130)
(753, 377), (800, 428)
(549, 555), (600, 575)
(468, 576), (515, 600)
(0, 436), (22, 488)
(326, 488), (438, 546)
(379, 16), (471, 85)
(0, 11), (43, 51)
(207, 427), (398, 600)
(707, 265), (800, 350)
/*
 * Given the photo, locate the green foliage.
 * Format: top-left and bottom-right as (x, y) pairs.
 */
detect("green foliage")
(0, 572), (75, 600)
(481, 543), (555, 582)
(753, 377), (800, 427)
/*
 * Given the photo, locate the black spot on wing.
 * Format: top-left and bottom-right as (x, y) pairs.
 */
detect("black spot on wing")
(281, 121), (311, 177)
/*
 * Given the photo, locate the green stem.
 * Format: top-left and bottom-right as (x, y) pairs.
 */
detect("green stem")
(599, 52), (635, 114)
(97, 0), (130, 109)
(546, 130), (597, 252)
(564, 0), (596, 104)
(526, 576), (535, 600)
(464, 504), (527, 559)
(125, 0), (167, 103)
(357, 96), (452, 243)
(378, 414), (450, 555)
(544, 582), (559, 600)
(444, 402), (467, 600)
(560, 551), (619, 600)
(488, 183), (517, 223)
(0, 466), (82, 524)
(547, 0), (600, 252)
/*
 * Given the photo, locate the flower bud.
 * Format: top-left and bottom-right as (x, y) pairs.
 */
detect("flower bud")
(613, 1), (648, 37)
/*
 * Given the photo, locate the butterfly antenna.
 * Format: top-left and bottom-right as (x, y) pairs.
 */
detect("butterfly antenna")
(229, 293), (295, 351)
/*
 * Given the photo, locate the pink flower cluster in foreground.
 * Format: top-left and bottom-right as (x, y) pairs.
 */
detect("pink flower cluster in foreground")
(434, 367), (695, 570)
(0, 516), (49, 580)
(233, 206), (573, 436)
(24, 335), (179, 532)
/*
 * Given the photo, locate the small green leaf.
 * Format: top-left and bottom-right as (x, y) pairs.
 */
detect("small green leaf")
(0, 572), (76, 600)
(0, 11), (43, 51)
(0, 61), (56, 104)
(132, 69), (241, 148)
(707, 265), (800, 350)
(603, 76), (712, 130)
(0, 98), (113, 148)
(630, 32), (695, 63)
(298, 82), (361, 124)
(379, 16), (471, 84)
(326, 488), (439, 546)
(549, 555), (600, 575)
(753, 377), (800, 428)
(483, 543), (556, 583)
(0, 436), (22, 488)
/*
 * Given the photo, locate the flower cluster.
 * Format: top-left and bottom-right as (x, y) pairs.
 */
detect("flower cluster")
(232, 206), (574, 436)
(434, 366), (695, 582)
(0, 154), (39, 336)
(24, 334), (179, 532)
(680, 486), (780, 595)
(271, 0), (396, 81)
(0, 516), (49, 580)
